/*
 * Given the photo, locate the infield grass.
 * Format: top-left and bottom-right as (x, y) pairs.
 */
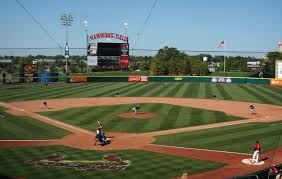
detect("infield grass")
(154, 121), (282, 154)
(40, 103), (243, 133)
(0, 83), (281, 105)
(0, 107), (69, 140)
(0, 146), (225, 179)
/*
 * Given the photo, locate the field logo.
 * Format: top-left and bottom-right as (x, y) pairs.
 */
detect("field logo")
(25, 153), (131, 171)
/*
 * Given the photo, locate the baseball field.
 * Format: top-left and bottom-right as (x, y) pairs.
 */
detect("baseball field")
(0, 82), (282, 179)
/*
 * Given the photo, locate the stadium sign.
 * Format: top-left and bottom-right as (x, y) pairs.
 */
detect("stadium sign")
(89, 33), (128, 42)
(247, 61), (260, 68)
(211, 77), (232, 83)
(175, 77), (183, 81)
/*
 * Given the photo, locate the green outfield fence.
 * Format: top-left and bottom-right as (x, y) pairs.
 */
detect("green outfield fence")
(0, 75), (272, 85)
(81, 76), (270, 85)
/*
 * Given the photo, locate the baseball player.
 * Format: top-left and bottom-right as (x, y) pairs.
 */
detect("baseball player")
(132, 104), (140, 114)
(251, 140), (261, 164)
(43, 101), (48, 109)
(95, 123), (107, 146)
(249, 104), (255, 114)
(114, 91), (119, 97)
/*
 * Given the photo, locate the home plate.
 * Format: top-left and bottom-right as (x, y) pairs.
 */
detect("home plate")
(242, 159), (265, 165)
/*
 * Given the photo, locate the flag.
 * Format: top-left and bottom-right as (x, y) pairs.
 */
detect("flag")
(217, 41), (224, 48)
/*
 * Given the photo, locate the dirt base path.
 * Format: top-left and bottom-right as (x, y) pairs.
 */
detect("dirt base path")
(1, 97), (282, 178)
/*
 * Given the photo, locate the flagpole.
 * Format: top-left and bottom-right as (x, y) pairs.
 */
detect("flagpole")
(224, 41), (226, 73)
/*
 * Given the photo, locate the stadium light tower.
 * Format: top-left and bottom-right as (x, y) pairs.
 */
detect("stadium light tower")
(123, 22), (128, 42)
(60, 13), (73, 74)
(83, 20), (88, 73)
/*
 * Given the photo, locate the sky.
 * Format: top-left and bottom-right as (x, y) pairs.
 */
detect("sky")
(0, 0), (282, 56)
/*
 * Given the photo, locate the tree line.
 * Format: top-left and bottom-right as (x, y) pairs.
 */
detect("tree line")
(1, 46), (281, 77)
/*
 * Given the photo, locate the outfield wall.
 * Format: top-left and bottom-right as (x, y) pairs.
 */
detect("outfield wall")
(82, 76), (271, 85)
(0, 75), (273, 85)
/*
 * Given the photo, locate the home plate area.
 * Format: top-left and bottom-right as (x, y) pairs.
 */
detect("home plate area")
(242, 158), (265, 165)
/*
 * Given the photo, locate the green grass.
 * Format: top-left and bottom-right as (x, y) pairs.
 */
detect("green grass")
(0, 83), (282, 106)
(0, 146), (225, 179)
(0, 107), (69, 140)
(154, 121), (282, 154)
(40, 103), (243, 133)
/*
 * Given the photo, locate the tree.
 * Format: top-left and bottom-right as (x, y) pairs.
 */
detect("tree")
(262, 52), (282, 76)
(150, 46), (187, 75)
(188, 56), (208, 76)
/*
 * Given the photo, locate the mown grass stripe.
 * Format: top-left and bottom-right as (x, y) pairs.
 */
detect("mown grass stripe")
(166, 83), (184, 97)
(111, 83), (145, 96)
(147, 83), (170, 97)
(0, 84), (72, 101)
(155, 121), (282, 153)
(197, 83), (206, 99)
(182, 83), (200, 98)
(204, 83), (213, 99)
(11, 83), (98, 101)
(88, 83), (131, 97)
(92, 83), (142, 97)
(159, 105), (180, 130)
(236, 84), (266, 103)
(215, 84), (233, 100)
(0, 85), (49, 95)
(125, 82), (159, 96)
(1, 83), (91, 101)
(181, 83), (191, 98)
(3, 83), (110, 101)
(172, 83), (188, 98)
(157, 83), (179, 97)
(241, 85), (279, 105)
(254, 85), (282, 104)
(65, 82), (118, 98)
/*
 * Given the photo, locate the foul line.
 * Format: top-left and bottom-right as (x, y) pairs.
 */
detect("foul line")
(27, 112), (95, 135)
(0, 140), (60, 142)
(0, 102), (25, 111)
(149, 144), (252, 156)
(0, 102), (95, 136)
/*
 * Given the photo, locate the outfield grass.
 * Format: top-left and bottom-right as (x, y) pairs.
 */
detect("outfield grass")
(0, 107), (69, 140)
(0, 83), (281, 105)
(0, 146), (224, 179)
(154, 121), (282, 154)
(40, 103), (243, 133)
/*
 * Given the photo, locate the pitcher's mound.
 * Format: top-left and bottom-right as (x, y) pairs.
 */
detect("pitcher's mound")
(241, 159), (265, 165)
(117, 112), (157, 119)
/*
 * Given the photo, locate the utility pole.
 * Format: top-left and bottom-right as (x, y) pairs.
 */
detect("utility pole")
(60, 13), (73, 74)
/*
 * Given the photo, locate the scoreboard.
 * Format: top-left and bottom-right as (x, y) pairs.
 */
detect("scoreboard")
(87, 42), (129, 68)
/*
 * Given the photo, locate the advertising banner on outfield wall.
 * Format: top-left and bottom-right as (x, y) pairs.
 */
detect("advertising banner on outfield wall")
(270, 79), (282, 86)
(70, 76), (87, 83)
(128, 76), (148, 82)
(211, 77), (232, 83)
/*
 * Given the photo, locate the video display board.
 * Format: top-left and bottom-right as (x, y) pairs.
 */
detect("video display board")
(87, 42), (129, 68)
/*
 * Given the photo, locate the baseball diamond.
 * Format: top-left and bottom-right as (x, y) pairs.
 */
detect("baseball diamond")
(0, 81), (282, 179)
